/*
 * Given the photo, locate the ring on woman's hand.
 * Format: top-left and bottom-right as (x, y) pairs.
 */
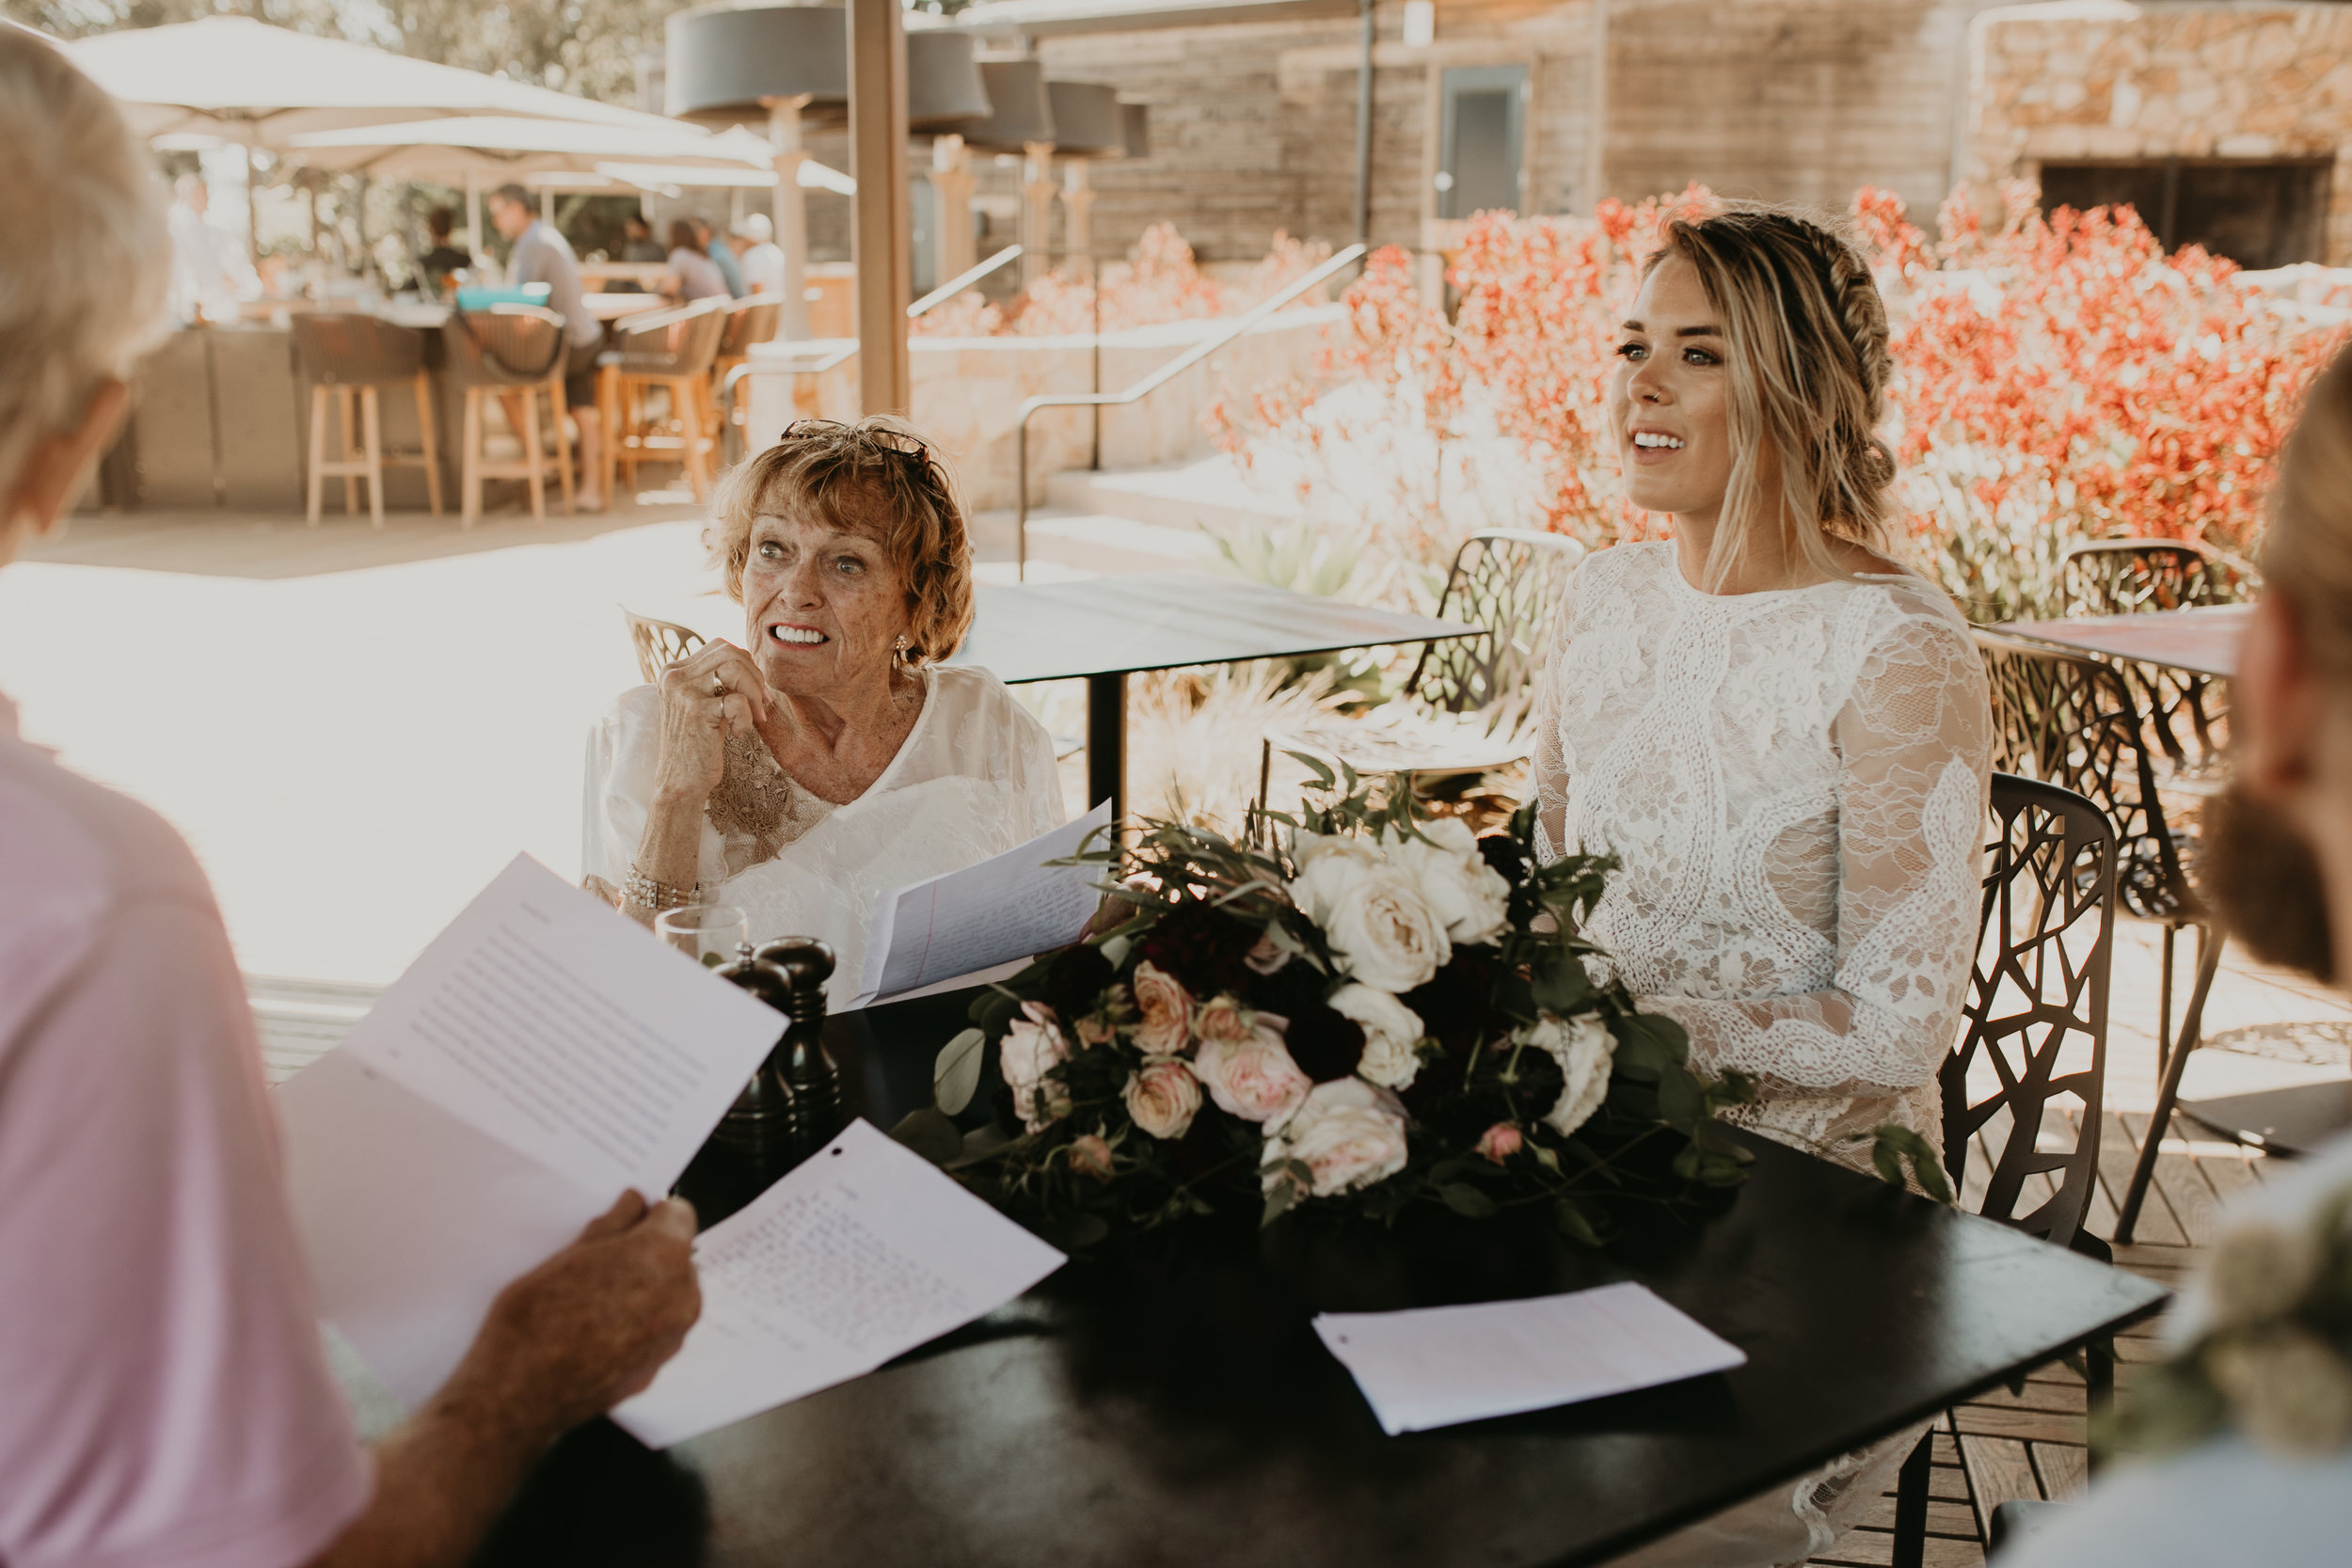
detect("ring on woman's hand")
(709, 673), (727, 699)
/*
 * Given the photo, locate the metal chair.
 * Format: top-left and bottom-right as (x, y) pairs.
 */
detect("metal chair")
(625, 608), (707, 684)
(1890, 771), (2119, 1568)
(1975, 630), (2221, 1244)
(1251, 530), (1583, 819)
(602, 296), (731, 503)
(441, 305), (574, 527)
(294, 314), (441, 529)
(2061, 537), (2235, 792)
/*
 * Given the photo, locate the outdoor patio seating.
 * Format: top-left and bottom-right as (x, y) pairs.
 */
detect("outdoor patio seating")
(440, 304), (573, 527)
(1974, 629), (2220, 1244)
(293, 313), (441, 530)
(1891, 769), (2121, 1565)
(713, 297), (784, 457)
(2061, 537), (2236, 792)
(602, 295), (730, 504)
(1250, 529), (1582, 828)
(625, 608), (707, 685)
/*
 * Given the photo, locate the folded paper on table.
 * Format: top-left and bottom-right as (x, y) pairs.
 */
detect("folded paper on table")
(278, 854), (784, 1407)
(1313, 1282), (1746, 1435)
(849, 800), (1112, 1010)
(613, 1118), (1066, 1447)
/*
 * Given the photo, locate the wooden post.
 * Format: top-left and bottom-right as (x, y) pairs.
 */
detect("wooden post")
(765, 94), (815, 341)
(848, 0), (912, 414)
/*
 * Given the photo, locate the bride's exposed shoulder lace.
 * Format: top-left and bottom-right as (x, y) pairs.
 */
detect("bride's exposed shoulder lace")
(1527, 542), (1993, 1168)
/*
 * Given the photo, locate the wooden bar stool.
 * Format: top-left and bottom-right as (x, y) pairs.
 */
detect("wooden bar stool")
(601, 296), (731, 504)
(711, 298), (783, 463)
(440, 305), (570, 527)
(294, 314), (441, 529)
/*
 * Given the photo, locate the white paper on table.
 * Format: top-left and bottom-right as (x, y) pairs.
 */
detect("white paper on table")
(848, 800), (1112, 1010)
(613, 1118), (1066, 1447)
(1312, 1282), (1746, 1435)
(278, 854), (785, 1407)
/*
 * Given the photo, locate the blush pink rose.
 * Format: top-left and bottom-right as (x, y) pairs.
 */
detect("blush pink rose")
(1123, 1058), (1203, 1140)
(1129, 960), (1194, 1056)
(1070, 1133), (1116, 1182)
(1192, 1020), (1311, 1125)
(1263, 1078), (1410, 1196)
(1193, 994), (1256, 1045)
(1475, 1122), (1524, 1164)
(1001, 1002), (1073, 1132)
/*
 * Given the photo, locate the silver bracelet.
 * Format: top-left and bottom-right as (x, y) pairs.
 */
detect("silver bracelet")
(623, 865), (699, 911)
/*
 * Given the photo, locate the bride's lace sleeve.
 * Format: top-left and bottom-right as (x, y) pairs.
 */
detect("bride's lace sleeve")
(1527, 581), (1576, 865)
(1645, 609), (1993, 1096)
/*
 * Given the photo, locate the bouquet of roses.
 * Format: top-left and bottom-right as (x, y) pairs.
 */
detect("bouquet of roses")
(903, 770), (1757, 1248)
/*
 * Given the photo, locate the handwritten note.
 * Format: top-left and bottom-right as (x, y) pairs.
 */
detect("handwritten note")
(851, 801), (1112, 1008)
(1313, 1283), (1747, 1435)
(278, 855), (784, 1405)
(613, 1119), (1066, 1448)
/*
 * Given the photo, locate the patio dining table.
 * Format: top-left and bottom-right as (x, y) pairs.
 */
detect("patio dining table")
(1999, 604), (2350, 1157)
(463, 987), (2169, 1568)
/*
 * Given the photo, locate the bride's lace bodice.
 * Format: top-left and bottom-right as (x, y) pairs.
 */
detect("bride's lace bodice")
(1529, 542), (1992, 1165)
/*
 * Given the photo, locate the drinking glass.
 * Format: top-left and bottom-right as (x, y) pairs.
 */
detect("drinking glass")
(655, 904), (751, 969)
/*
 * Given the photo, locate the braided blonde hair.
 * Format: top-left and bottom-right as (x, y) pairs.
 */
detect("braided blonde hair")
(1644, 204), (1898, 591)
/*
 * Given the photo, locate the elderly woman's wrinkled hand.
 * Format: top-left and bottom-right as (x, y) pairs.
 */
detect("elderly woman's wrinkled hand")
(652, 641), (770, 804)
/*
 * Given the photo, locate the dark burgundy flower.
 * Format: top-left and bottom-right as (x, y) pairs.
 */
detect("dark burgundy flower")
(1135, 902), (1260, 996)
(1280, 1002), (1366, 1084)
(1478, 832), (1529, 886)
(1043, 942), (1116, 1023)
(1403, 948), (1502, 1055)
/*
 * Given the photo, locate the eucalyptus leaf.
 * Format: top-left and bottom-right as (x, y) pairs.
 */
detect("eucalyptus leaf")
(1871, 1139), (1906, 1191)
(1263, 1178), (1300, 1227)
(1553, 1197), (1600, 1246)
(890, 1108), (963, 1166)
(1529, 951), (1592, 1014)
(1439, 1182), (1495, 1218)
(932, 1027), (987, 1116)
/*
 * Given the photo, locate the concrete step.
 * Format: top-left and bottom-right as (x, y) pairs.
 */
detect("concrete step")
(1045, 460), (1299, 537)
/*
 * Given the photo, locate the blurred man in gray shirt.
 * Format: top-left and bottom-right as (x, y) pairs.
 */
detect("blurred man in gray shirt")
(488, 184), (606, 510)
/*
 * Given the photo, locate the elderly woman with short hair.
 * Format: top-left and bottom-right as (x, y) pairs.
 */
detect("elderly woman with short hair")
(585, 419), (1064, 979)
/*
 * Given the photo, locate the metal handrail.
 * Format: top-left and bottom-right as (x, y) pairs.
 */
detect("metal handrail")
(719, 245), (1025, 436)
(1013, 242), (1364, 578)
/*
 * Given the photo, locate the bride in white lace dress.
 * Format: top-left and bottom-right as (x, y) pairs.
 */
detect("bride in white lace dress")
(1527, 208), (1991, 1567)
(582, 420), (1063, 982)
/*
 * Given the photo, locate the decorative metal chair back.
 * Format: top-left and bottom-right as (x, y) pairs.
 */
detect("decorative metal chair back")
(440, 305), (566, 388)
(719, 298), (783, 357)
(1404, 530), (1583, 715)
(625, 609), (707, 685)
(2059, 537), (2227, 616)
(613, 296), (731, 377)
(294, 313), (424, 386)
(1974, 630), (2199, 925)
(1943, 772), (2117, 1254)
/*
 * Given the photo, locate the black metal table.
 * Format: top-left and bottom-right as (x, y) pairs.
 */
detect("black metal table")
(949, 571), (1476, 823)
(474, 989), (2169, 1568)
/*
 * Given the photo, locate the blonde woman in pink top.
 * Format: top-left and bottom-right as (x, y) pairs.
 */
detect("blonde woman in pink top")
(0, 33), (703, 1568)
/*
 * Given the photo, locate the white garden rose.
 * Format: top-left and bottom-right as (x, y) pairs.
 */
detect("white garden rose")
(1263, 1078), (1410, 1196)
(1327, 983), (1426, 1090)
(1000, 1002), (1073, 1132)
(1129, 960), (1194, 1056)
(1521, 1012), (1615, 1138)
(1288, 835), (1450, 993)
(1123, 1058), (1203, 1140)
(1384, 818), (1511, 946)
(1192, 1019), (1312, 1125)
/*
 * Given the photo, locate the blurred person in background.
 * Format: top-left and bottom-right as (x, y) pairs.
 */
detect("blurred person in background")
(735, 211), (785, 297)
(664, 217), (728, 303)
(485, 182), (606, 511)
(620, 213), (666, 263)
(417, 206), (469, 295)
(0, 31), (699, 1566)
(693, 214), (745, 298)
(167, 171), (246, 323)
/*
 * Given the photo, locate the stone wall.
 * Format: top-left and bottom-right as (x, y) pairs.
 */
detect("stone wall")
(742, 303), (1350, 508)
(1965, 1), (2352, 261)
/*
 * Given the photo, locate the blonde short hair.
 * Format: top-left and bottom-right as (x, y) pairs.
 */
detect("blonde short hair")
(0, 28), (171, 518)
(707, 418), (975, 664)
(1645, 204), (1897, 591)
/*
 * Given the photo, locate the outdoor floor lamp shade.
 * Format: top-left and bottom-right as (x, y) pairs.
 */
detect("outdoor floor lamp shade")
(664, 4), (993, 128)
(1042, 80), (1122, 156)
(943, 58), (1055, 150)
(906, 30), (993, 127)
(63, 16), (678, 144)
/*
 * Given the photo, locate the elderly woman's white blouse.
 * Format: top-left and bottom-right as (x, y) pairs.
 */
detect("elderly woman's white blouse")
(582, 663), (1065, 986)
(1527, 541), (1993, 1166)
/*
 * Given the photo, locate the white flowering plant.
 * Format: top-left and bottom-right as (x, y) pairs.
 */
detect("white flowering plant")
(904, 768), (1758, 1249)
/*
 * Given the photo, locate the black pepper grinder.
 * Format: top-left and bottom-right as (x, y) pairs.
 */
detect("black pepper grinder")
(754, 936), (842, 1164)
(674, 942), (800, 1228)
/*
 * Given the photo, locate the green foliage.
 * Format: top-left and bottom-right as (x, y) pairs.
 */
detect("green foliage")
(1862, 1124), (1954, 1204)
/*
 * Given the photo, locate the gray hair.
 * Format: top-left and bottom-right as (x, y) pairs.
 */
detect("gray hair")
(0, 29), (170, 519)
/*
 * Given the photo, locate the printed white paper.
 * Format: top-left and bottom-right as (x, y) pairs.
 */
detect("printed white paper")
(614, 1118), (1066, 1447)
(1312, 1282), (1746, 1435)
(851, 800), (1112, 1008)
(278, 854), (785, 1406)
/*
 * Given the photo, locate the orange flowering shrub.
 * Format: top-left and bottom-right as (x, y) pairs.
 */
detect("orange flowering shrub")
(911, 223), (1333, 339)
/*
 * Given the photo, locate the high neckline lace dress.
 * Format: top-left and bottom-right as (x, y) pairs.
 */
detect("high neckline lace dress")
(1530, 541), (1994, 1170)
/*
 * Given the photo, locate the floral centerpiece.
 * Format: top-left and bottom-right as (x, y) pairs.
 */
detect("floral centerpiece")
(904, 770), (1760, 1249)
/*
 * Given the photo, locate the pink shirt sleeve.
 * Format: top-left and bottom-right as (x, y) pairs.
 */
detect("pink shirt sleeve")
(0, 749), (372, 1568)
